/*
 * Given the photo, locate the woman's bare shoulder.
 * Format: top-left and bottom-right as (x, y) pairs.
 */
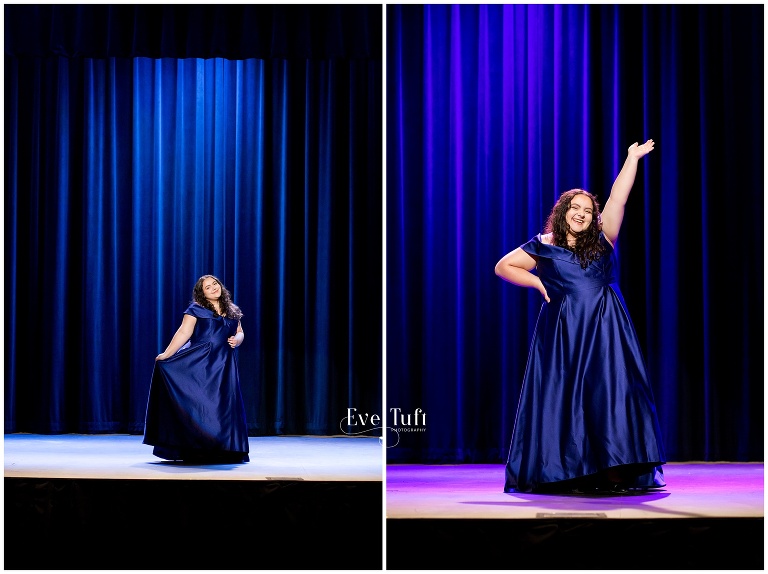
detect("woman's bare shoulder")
(540, 232), (554, 245)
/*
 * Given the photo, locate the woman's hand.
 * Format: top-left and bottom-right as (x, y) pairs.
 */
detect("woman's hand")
(155, 352), (168, 361)
(537, 279), (551, 303)
(228, 330), (244, 348)
(628, 138), (655, 160)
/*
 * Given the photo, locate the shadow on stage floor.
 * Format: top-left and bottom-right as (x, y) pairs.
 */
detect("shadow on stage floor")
(385, 462), (764, 570)
(5, 433), (383, 570)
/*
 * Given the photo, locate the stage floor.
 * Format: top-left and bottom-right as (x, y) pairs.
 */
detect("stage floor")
(386, 462), (764, 570)
(386, 462), (764, 519)
(5, 433), (384, 570)
(4, 435), (764, 570)
(4, 432), (382, 481)
(5, 436), (760, 517)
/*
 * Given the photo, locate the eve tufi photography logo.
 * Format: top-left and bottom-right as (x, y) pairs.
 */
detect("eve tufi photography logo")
(339, 407), (426, 447)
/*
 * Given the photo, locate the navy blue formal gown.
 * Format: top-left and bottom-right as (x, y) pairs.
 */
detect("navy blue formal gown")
(504, 234), (665, 493)
(143, 303), (250, 463)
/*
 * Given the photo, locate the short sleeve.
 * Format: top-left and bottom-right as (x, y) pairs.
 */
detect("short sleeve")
(520, 234), (545, 257)
(183, 302), (215, 319)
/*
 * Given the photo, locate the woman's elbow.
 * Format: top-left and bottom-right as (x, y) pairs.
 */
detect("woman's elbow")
(494, 261), (507, 278)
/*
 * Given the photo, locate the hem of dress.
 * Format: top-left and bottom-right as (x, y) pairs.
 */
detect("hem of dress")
(147, 442), (250, 464)
(506, 462), (666, 494)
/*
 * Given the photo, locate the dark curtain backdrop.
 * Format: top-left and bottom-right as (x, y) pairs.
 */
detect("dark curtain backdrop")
(386, 4), (763, 463)
(5, 5), (382, 436)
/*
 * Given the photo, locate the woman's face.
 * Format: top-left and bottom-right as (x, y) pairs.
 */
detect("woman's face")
(202, 277), (221, 302)
(566, 194), (594, 236)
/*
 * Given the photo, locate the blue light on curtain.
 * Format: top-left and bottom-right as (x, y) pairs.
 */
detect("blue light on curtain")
(5, 52), (382, 435)
(386, 4), (763, 463)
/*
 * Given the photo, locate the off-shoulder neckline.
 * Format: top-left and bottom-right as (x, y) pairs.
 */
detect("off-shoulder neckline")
(535, 232), (614, 251)
(189, 301), (227, 318)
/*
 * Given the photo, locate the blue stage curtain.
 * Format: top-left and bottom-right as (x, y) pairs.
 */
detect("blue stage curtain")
(386, 4), (762, 462)
(5, 7), (382, 435)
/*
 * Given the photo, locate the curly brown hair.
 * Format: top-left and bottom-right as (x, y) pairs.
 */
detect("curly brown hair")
(544, 188), (606, 269)
(191, 274), (243, 320)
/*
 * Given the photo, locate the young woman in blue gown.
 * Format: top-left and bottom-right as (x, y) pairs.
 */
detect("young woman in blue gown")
(143, 274), (250, 464)
(495, 140), (665, 493)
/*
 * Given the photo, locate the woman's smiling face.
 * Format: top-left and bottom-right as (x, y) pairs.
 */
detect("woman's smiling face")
(202, 277), (221, 302)
(566, 194), (594, 237)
